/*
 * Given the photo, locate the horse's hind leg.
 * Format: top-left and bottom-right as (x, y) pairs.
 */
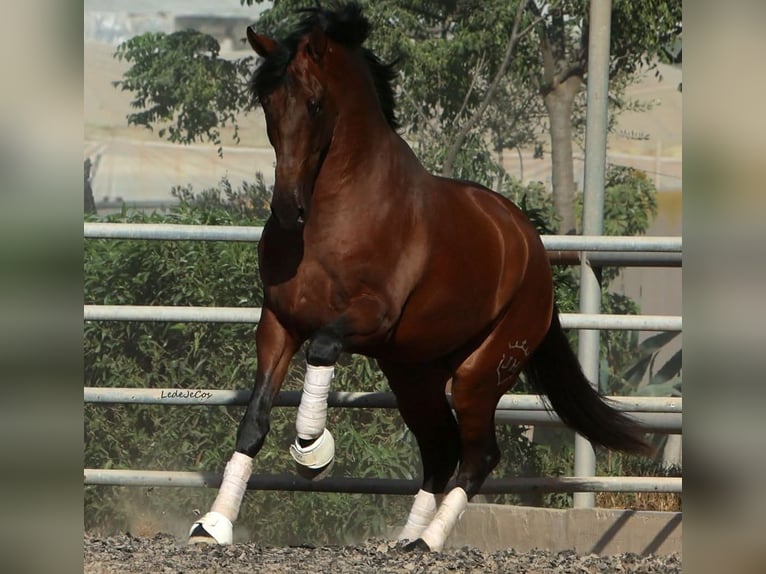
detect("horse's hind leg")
(415, 299), (552, 551)
(377, 361), (458, 542)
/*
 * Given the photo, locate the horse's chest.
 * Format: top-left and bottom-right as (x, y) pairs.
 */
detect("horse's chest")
(264, 264), (344, 334)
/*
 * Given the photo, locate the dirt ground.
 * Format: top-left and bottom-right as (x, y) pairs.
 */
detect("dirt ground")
(84, 532), (681, 573)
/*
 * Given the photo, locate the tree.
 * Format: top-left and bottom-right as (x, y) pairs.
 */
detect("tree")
(112, 1), (680, 229)
(520, 0), (681, 233)
(111, 1), (546, 187)
(259, 1), (682, 230)
(112, 29), (254, 157)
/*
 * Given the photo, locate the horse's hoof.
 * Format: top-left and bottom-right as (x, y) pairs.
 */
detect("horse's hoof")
(295, 457), (334, 481)
(188, 511), (232, 545)
(402, 538), (431, 552)
(289, 428), (335, 480)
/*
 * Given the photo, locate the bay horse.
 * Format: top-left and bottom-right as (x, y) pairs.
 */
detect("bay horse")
(189, 2), (651, 551)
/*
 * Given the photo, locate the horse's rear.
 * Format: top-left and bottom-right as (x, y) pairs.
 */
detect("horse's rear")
(380, 172), (554, 367)
(377, 171), (650, 551)
(361, 173), (558, 549)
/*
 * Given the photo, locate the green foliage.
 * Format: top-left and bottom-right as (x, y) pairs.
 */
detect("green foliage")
(170, 172), (274, 225)
(617, 331), (682, 397)
(609, 0), (683, 78)
(489, 426), (575, 509)
(85, 180), (264, 534)
(500, 177), (580, 314)
(414, 131), (503, 187)
(113, 30), (254, 156)
(611, 329), (681, 465)
(595, 166), (659, 240)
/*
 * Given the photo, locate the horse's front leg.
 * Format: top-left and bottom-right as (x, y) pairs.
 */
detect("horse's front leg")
(189, 307), (301, 545)
(289, 299), (388, 478)
(287, 323), (344, 479)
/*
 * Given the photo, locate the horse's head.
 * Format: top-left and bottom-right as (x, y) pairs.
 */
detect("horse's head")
(247, 25), (337, 231)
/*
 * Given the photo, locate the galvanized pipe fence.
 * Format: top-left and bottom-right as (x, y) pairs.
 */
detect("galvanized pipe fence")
(84, 222), (682, 495)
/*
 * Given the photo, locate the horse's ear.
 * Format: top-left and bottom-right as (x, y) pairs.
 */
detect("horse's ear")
(247, 26), (277, 58)
(305, 26), (327, 63)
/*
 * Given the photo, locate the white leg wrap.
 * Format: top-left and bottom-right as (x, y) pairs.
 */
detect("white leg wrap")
(189, 452), (252, 545)
(289, 427), (335, 469)
(295, 364), (334, 440)
(418, 487), (468, 552)
(397, 489), (442, 541)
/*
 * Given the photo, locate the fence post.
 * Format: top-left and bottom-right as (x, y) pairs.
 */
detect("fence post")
(574, 0), (612, 509)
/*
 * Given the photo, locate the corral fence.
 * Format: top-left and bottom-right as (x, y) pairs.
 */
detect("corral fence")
(83, 222), (682, 497)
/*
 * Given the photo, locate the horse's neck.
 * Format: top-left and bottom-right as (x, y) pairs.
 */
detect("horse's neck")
(307, 128), (425, 240)
(320, 118), (424, 199)
(310, 65), (428, 223)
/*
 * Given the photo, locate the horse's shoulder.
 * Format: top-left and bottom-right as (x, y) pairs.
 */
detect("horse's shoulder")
(425, 176), (520, 217)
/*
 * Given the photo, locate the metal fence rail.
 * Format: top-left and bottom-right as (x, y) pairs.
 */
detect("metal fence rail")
(84, 469), (682, 494)
(84, 222), (264, 242)
(84, 223), (683, 269)
(84, 387), (682, 433)
(84, 222), (683, 495)
(84, 305), (681, 331)
(84, 388), (681, 412)
(84, 222), (681, 252)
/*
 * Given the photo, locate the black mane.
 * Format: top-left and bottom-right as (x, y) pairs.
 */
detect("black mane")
(250, 2), (398, 129)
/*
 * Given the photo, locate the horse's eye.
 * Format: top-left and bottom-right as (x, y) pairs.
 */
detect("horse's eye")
(307, 99), (322, 117)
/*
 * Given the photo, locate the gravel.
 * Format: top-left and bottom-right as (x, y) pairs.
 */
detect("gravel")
(84, 533), (682, 573)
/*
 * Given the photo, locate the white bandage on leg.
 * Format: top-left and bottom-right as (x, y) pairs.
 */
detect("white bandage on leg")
(397, 489), (442, 541)
(210, 451), (253, 522)
(290, 364), (335, 470)
(418, 487), (468, 552)
(295, 364), (334, 440)
(189, 451), (252, 545)
(289, 427), (335, 469)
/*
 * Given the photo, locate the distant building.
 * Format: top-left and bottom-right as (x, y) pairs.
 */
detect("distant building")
(174, 15), (254, 51)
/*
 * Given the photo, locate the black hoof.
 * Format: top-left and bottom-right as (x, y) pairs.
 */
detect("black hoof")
(188, 524), (216, 545)
(402, 538), (431, 552)
(294, 458), (334, 481)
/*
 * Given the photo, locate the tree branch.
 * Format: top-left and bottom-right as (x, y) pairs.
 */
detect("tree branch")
(528, 0), (569, 87)
(399, 84), (441, 139)
(442, 0), (528, 177)
(529, 0), (556, 90)
(452, 52), (487, 129)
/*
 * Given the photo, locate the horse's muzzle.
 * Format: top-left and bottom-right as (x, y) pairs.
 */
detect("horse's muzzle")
(270, 205), (305, 230)
(270, 188), (307, 230)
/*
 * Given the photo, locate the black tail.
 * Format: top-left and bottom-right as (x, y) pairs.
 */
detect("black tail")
(524, 309), (653, 456)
